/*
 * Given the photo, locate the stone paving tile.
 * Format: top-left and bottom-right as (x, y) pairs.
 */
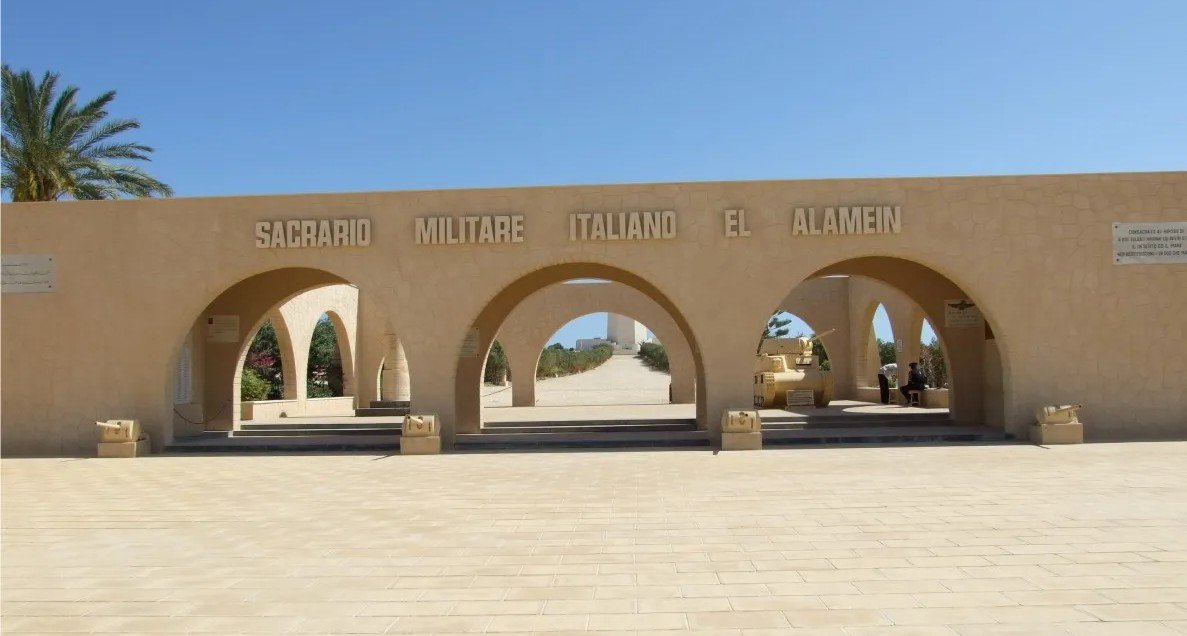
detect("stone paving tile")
(3, 442), (1187, 634)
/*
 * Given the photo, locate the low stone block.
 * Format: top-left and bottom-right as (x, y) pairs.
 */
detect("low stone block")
(97, 437), (151, 458)
(1030, 422), (1084, 445)
(721, 409), (761, 433)
(922, 388), (950, 408)
(722, 431), (762, 451)
(401, 435), (441, 455)
(95, 419), (142, 443)
(402, 414), (438, 437)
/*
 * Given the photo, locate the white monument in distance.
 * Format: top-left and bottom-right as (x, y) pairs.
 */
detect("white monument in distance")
(576, 313), (652, 353)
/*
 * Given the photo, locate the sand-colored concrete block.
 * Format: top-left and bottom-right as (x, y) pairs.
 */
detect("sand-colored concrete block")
(402, 414), (439, 437)
(400, 435), (441, 455)
(95, 419), (143, 443)
(721, 431), (762, 451)
(96, 437), (151, 457)
(1030, 422), (1084, 445)
(922, 389), (949, 408)
(721, 410), (761, 433)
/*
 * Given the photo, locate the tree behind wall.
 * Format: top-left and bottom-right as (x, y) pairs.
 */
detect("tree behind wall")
(877, 339), (897, 366)
(307, 316), (343, 398)
(243, 321), (284, 400)
(484, 340), (510, 384)
(1, 66), (172, 201)
(919, 338), (947, 388)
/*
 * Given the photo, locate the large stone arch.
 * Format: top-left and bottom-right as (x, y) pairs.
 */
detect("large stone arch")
(453, 263), (708, 442)
(806, 256), (1009, 431)
(163, 268), (350, 446)
(494, 281), (696, 406)
(230, 284), (359, 426)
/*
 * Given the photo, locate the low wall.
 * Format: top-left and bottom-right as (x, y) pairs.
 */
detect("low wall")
(303, 397), (357, 416)
(855, 385), (949, 409)
(241, 396), (355, 420)
(923, 389), (950, 408)
(855, 386), (882, 403)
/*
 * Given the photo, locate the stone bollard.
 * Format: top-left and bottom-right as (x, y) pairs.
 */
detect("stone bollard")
(1030, 404), (1084, 444)
(95, 420), (151, 457)
(721, 410), (762, 451)
(401, 414), (441, 455)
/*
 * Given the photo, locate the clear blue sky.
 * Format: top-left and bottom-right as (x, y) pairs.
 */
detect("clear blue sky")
(4, 1), (1184, 346)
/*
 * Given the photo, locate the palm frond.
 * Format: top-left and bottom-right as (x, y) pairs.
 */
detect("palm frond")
(2, 66), (170, 201)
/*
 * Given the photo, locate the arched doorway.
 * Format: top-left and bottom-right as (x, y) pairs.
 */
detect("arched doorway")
(490, 280), (699, 409)
(452, 263), (707, 438)
(483, 311), (672, 408)
(165, 268), (404, 449)
(802, 256), (1007, 429)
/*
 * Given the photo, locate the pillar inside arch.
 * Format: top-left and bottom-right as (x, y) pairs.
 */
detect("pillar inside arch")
(381, 336), (411, 401)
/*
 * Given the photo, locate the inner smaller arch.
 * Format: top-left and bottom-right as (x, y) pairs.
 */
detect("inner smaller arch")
(483, 312), (670, 409)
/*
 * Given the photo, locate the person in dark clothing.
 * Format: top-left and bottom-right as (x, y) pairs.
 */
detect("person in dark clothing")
(899, 361), (928, 403)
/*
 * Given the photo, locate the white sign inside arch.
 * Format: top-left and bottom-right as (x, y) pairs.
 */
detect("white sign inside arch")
(944, 300), (981, 328)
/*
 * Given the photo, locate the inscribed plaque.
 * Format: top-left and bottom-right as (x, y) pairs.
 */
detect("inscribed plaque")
(206, 315), (240, 343)
(1112, 222), (1187, 264)
(2, 254), (55, 294)
(459, 329), (480, 358)
(945, 300), (981, 328)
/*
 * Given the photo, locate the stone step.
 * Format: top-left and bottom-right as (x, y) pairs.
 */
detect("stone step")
(763, 425), (1013, 445)
(761, 412), (952, 424)
(371, 400), (410, 409)
(482, 422), (696, 435)
(484, 418), (696, 429)
(166, 433), (398, 453)
(455, 429), (710, 451)
(232, 427), (401, 437)
(762, 418), (955, 430)
(240, 421), (401, 431)
(355, 407), (410, 417)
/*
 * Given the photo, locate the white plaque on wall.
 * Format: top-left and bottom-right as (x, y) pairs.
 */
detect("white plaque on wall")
(945, 300), (981, 328)
(1, 254), (55, 294)
(459, 329), (480, 358)
(206, 315), (240, 343)
(1112, 222), (1187, 264)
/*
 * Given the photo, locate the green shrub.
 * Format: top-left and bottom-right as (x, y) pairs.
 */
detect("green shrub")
(536, 344), (613, 379)
(637, 342), (669, 372)
(307, 383), (333, 398)
(240, 367), (271, 401)
(484, 340), (510, 384)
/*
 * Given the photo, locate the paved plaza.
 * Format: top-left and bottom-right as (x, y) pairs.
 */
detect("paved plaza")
(3, 443), (1187, 635)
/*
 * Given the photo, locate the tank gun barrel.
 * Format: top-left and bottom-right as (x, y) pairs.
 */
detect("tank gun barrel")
(95, 421), (122, 430)
(808, 328), (837, 342)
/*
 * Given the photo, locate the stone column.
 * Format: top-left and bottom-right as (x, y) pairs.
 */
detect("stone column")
(381, 337), (411, 401)
(667, 347), (697, 404)
(511, 373), (536, 406)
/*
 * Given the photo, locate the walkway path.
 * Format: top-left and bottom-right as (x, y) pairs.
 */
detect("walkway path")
(483, 354), (670, 408)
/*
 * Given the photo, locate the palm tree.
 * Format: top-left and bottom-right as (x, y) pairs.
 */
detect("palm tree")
(2, 66), (172, 201)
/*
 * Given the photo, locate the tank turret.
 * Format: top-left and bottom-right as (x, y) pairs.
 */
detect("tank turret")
(753, 330), (836, 408)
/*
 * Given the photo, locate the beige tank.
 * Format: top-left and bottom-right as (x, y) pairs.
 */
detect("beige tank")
(753, 331), (835, 408)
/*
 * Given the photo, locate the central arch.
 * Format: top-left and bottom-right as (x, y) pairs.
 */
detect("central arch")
(493, 281), (697, 407)
(454, 263), (708, 434)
